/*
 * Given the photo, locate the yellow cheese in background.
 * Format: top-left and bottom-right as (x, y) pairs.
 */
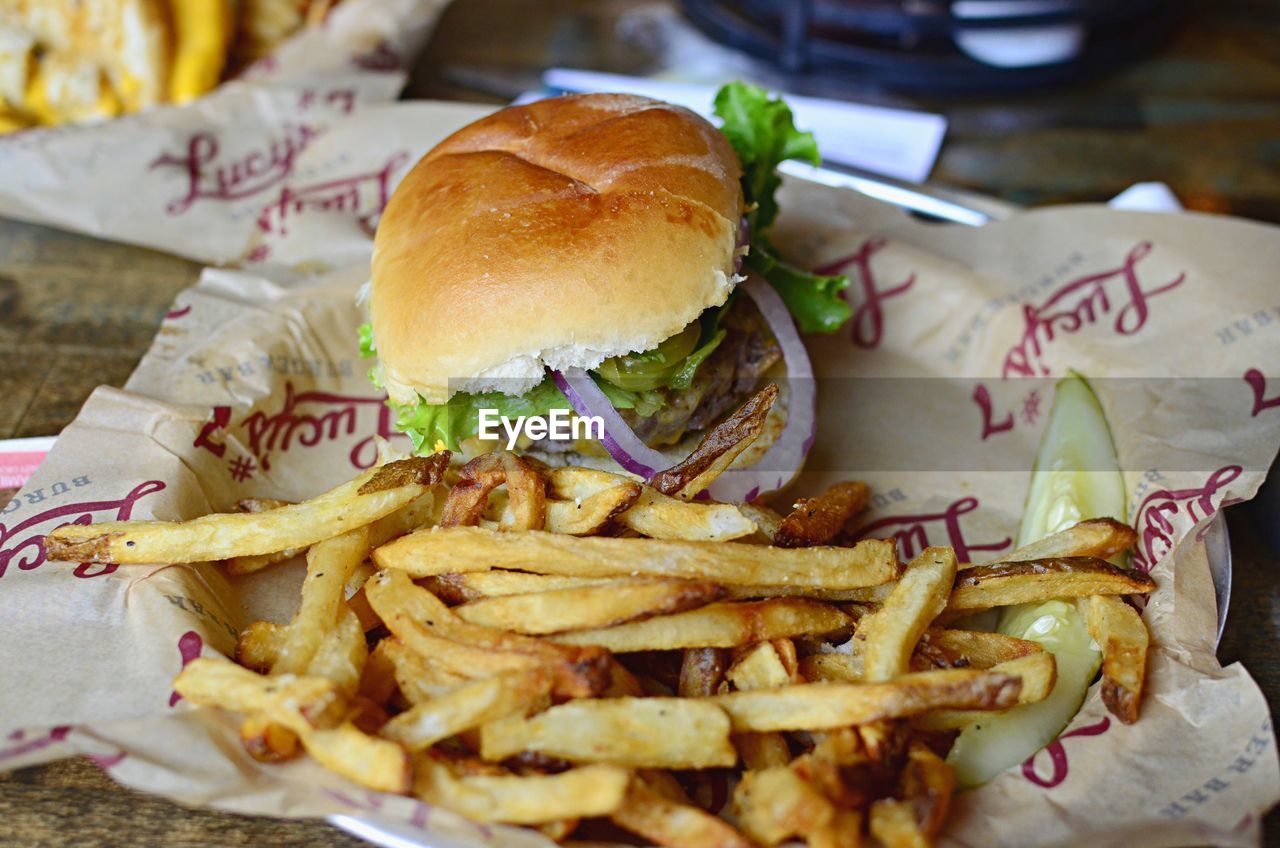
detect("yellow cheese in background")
(169, 0), (235, 104)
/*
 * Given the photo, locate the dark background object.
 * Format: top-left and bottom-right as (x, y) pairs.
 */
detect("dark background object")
(681, 0), (1179, 93)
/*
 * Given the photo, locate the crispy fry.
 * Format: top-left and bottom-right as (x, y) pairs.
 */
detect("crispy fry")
(613, 778), (754, 848)
(647, 385), (778, 499)
(736, 502), (785, 543)
(173, 658), (346, 731)
(917, 628), (1044, 668)
(375, 526), (900, 590)
(911, 652), (1058, 730)
(45, 454), (449, 564)
(235, 620), (284, 672)
(441, 451), (546, 531)
(240, 713), (300, 763)
(869, 742), (954, 848)
(679, 648), (729, 698)
(724, 582), (895, 602)
(544, 481), (641, 535)
(736, 732), (792, 770)
(734, 766), (836, 847)
(798, 652), (864, 683)
(727, 641), (797, 691)
(380, 669), (552, 752)
(454, 578), (724, 635)
(413, 754), (630, 824)
(428, 571), (613, 601)
(304, 722), (411, 794)
(303, 604), (367, 696)
(713, 669), (1022, 732)
(946, 556), (1156, 612)
(547, 467), (758, 541)
(360, 639), (399, 705)
(861, 547), (957, 681)
(984, 517), (1137, 566)
(380, 638), (468, 704)
(273, 492), (436, 676)
(553, 599), (851, 653)
(775, 481), (869, 548)
(365, 569), (610, 698)
(1078, 594), (1149, 724)
(480, 697), (736, 769)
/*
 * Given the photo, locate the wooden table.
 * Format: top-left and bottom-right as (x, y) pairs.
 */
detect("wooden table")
(2, 1), (1279, 845)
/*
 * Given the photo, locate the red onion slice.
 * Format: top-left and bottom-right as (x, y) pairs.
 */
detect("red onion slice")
(704, 273), (817, 502)
(552, 271), (817, 501)
(551, 369), (683, 478)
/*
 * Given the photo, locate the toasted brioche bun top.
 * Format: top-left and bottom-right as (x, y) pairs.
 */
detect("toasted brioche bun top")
(370, 93), (745, 406)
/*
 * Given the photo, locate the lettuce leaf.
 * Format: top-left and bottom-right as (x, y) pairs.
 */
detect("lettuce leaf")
(713, 81), (851, 335)
(392, 377), (571, 453)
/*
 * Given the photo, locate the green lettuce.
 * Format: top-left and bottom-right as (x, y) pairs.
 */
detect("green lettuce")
(393, 377), (571, 453)
(713, 81), (852, 335)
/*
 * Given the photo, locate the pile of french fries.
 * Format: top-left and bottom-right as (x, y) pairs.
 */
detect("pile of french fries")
(45, 388), (1156, 847)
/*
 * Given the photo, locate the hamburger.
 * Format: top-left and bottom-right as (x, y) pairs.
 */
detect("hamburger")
(361, 83), (853, 501)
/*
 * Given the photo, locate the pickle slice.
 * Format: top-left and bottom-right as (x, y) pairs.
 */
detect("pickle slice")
(949, 373), (1124, 788)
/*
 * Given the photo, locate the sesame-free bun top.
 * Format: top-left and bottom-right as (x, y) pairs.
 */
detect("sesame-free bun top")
(370, 93), (745, 406)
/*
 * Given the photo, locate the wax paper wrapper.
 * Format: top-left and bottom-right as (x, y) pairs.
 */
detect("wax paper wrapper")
(0, 0), (453, 266)
(2, 100), (1280, 848)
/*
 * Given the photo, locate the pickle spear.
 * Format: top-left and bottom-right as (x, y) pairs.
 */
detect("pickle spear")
(948, 373), (1124, 788)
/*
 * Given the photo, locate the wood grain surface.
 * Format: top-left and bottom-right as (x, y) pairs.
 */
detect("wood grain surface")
(1, 0), (1278, 846)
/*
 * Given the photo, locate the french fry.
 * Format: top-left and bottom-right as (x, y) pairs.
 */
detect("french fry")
(365, 569), (611, 698)
(1078, 594), (1149, 724)
(302, 604), (367, 696)
(724, 582), (895, 603)
(173, 658), (347, 731)
(380, 669), (552, 752)
(736, 732), (792, 770)
(946, 557), (1156, 612)
(427, 571), (613, 601)
(869, 741), (954, 847)
(304, 722), (411, 794)
(917, 628), (1044, 668)
(727, 641), (797, 691)
(775, 481), (869, 548)
(360, 639), (399, 705)
(798, 652), (863, 683)
(225, 547), (306, 575)
(273, 491), (437, 676)
(713, 669), (1022, 732)
(679, 647), (729, 698)
(240, 713), (300, 763)
(553, 599), (851, 653)
(860, 547), (957, 682)
(45, 454), (449, 564)
(547, 467), (758, 541)
(413, 754), (630, 824)
(985, 517), (1138, 566)
(235, 620), (284, 672)
(648, 385), (777, 499)
(380, 638), (469, 704)
(479, 697), (737, 769)
(454, 578), (725, 635)
(613, 778), (755, 848)
(734, 766), (837, 847)
(725, 642), (794, 774)
(911, 652), (1058, 730)
(374, 526), (900, 590)
(441, 451), (546, 531)
(544, 481), (641, 535)
(736, 502), (785, 544)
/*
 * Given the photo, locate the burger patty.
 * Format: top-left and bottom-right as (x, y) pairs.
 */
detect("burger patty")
(621, 296), (782, 446)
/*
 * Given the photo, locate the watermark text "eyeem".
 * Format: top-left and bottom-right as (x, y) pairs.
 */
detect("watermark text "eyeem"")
(477, 409), (603, 450)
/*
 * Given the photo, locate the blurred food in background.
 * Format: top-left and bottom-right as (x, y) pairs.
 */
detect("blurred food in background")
(0, 0), (339, 132)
